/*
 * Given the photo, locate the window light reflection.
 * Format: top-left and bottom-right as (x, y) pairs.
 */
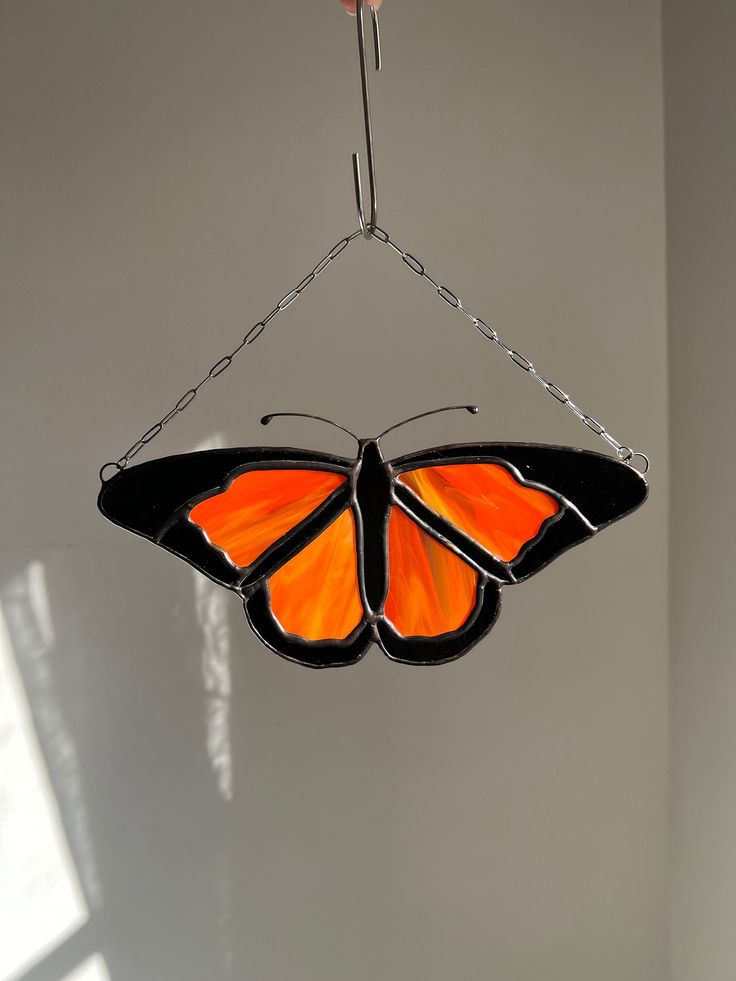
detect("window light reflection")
(61, 953), (112, 981)
(191, 435), (234, 802)
(194, 574), (233, 802)
(0, 572), (87, 981)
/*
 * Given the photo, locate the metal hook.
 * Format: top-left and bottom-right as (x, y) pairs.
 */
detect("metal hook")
(352, 0), (381, 238)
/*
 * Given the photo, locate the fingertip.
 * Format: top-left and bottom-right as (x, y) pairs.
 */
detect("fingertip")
(341, 0), (383, 14)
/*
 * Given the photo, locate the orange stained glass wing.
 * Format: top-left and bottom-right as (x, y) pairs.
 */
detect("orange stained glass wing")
(189, 468), (346, 568)
(268, 509), (363, 641)
(398, 463), (559, 562)
(384, 507), (478, 638)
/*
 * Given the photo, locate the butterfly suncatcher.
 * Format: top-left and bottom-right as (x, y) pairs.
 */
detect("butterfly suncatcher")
(98, 405), (647, 668)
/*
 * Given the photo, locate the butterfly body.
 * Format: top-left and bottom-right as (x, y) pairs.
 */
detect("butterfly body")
(99, 416), (647, 668)
(352, 439), (393, 620)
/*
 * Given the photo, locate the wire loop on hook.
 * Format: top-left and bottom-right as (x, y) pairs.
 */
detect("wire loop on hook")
(352, 0), (381, 237)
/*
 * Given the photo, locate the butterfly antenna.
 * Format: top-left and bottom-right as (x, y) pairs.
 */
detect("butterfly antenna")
(377, 405), (479, 443)
(261, 412), (360, 445)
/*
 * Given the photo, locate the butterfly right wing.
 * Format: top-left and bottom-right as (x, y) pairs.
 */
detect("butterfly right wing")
(390, 444), (647, 584)
(376, 443), (647, 665)
(99, 448), (374, 667)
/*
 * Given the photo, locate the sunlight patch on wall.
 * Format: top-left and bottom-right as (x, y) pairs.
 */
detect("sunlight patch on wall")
(191, 434), (234, 802)
(62, 953), (112, 981)
(194, 574), (233, 802)
(0, 595), (88, 981)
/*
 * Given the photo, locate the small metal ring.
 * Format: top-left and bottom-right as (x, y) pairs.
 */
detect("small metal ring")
(473, 318), (498, 342)
(294, 272), (315, 293)
(278, 288), (300, 311)
(176, 389), (198, 411)
(313, 255), (332, 277)
(402, 253), (425, 276)
(616, 446), (634, 463)
(547, 383), (568, 403)
(329, 237), (351, 261)
(209, 356), (232, 378)
(583, 416), (605, 436)
(99, 461), (123, 483)
(244, 322), (266, 345)
(141, 422), (164, 443)
(438, 286), (461, 309)
(629, 451), (651, 475)
(509, 351), (532, 371)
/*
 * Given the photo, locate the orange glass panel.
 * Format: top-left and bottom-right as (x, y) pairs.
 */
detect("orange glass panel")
(189, 468), (346, 568)
(384, 507), (477, 638)
(398, 463), (559, 562)
(269, 509), (363, 641)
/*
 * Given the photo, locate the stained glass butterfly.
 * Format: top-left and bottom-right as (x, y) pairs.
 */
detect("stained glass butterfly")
(98, 405), (647, 668)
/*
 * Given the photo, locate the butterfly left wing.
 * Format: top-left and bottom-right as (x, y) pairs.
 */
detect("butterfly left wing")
(98, 447), (374, 668)
(98, 447), (353, 588)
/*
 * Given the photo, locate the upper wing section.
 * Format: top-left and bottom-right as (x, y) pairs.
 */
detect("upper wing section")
(190, 468), (346, 568)
(390, 443), (647, 582)
(398, 462), (559, 563)
(98, 448), (352, 590)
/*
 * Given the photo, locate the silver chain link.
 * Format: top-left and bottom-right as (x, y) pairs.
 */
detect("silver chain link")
(369, 225), (650, 475)
(100, 224), (649, 481)
(99, 230), (363, 482)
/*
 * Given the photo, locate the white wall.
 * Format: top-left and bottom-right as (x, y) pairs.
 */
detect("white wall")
(665, 2), (736, 978)
(1, 3), (668, 979)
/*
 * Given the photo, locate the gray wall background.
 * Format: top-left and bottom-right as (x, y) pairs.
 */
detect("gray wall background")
(665, 1), (736, 979)
(0, 0), (724, 978)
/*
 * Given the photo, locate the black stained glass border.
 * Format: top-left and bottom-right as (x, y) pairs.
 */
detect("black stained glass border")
(98, 440), (648, 667)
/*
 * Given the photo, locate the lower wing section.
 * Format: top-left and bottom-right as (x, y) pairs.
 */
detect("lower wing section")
(378, 506), (501, 665)
(245, 508), (372, 668)
(384, 507), (478, 636)
(268, 509), (363, 641)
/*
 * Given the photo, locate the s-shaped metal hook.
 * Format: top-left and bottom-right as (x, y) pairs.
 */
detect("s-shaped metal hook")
(351, 0), (382, 238)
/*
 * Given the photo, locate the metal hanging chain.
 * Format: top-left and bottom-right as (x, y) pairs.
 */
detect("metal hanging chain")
(369, 225), (650, 475)
(348, 0), (648, 475)
(100, 1), (649, 480)
(99, 230), (362, 482)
